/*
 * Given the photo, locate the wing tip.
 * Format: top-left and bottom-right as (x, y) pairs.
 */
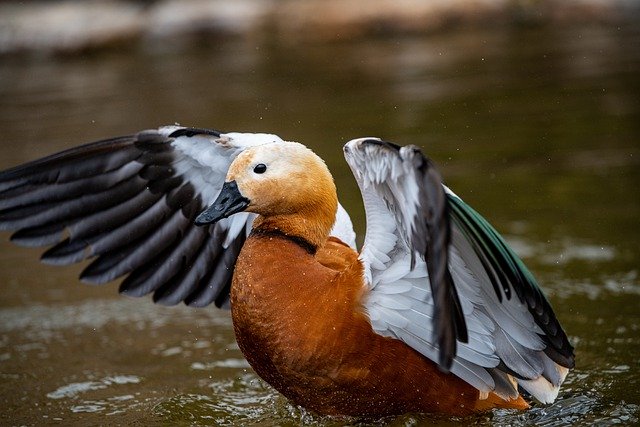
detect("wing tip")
(168, 127), (223, 139)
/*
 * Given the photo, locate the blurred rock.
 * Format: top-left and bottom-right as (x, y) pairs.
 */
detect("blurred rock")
(0, 0), (636, 55)
(274, 0), (510, 40)
(0, 1), (145, 54)
(146, 0), (273, 38)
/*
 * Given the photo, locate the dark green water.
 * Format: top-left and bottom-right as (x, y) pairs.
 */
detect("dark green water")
(0, 23), (638, 426)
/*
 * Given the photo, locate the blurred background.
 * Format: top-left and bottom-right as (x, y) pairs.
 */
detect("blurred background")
(0, 1), (639, 425)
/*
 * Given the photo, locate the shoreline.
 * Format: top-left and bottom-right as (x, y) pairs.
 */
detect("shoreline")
(0, 0), (637, 55)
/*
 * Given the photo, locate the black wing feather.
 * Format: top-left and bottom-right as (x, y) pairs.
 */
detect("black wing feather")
(404, 145), (468, 372)
(152, 224), (226, 306)
(0, 128), (247, 310)
(121, 223), (208, 298)
(186, 225), (246, 308)
(447, 194), (575, 369)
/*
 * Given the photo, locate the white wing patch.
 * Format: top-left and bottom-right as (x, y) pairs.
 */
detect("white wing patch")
(332, 203), (357, 249)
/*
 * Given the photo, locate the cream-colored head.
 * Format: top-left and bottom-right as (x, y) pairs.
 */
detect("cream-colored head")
(197, 141), (338, 250)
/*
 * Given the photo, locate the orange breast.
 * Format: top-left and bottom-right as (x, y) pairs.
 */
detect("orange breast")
(230, 234), (527, 416)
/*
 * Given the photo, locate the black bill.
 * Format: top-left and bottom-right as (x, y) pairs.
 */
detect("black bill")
(195, 180), (250, 225)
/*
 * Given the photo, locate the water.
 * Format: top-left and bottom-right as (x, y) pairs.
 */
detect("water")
(0, 22), (639, 425)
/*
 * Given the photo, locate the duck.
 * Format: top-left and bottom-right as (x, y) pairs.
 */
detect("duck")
(0, 125), (574, 417)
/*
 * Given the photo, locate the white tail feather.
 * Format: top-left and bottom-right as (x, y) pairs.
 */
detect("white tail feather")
(517, 376), (560, 404)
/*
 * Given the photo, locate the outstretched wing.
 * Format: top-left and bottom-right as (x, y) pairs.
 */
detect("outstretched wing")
(344, 137), (574, 403)
(344, 137), (467, 371)
(0, 126), (276, 308)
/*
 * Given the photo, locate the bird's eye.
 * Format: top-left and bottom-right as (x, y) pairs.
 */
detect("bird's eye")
(253, 163), (267, 174)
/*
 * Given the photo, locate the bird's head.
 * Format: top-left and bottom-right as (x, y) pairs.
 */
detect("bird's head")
(196, 141), (338, 247)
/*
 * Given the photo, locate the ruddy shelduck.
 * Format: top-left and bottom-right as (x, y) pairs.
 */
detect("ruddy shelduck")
(0, 126), (574, 417)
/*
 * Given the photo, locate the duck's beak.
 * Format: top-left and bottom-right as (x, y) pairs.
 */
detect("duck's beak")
(195, 180), (250, 225)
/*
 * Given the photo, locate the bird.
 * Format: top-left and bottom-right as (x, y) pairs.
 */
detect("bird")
(0, 125), (574, 417)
